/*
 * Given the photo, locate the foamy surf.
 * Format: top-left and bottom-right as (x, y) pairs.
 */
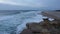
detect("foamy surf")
(0, 11), (43, 34)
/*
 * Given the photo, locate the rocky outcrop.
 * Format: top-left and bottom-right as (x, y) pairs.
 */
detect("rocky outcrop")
(20, 11), (60, 34)
(20, 17), (60, 34)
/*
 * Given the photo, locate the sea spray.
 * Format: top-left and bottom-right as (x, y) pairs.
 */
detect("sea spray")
(0, 11), (43, 34)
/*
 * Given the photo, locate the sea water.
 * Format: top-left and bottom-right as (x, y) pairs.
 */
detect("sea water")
(0, 11), (45, 34)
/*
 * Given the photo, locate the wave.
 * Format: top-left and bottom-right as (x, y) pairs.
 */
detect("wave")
(0, 10), (21, 15)
(0, 10), (42, 34)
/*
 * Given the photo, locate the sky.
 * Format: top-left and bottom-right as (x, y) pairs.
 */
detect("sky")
(0, 0), (60, 10)
(0, 0), (43, 7)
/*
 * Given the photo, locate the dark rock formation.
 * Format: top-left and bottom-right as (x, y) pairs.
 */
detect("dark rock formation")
(21, 18), (60, 34)
(20, 29), (33, 34)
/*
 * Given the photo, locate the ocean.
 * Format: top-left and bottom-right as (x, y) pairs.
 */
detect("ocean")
(0, 10), (49, 34)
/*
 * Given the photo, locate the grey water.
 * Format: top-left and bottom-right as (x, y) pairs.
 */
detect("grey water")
(0, 10), (45, 34)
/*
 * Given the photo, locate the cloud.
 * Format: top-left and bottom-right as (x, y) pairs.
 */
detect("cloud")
(0, 0), (59, 8)
(0, 0), (44, 8)
(0, 0), (59, 10)
(0, 0), (20, 5)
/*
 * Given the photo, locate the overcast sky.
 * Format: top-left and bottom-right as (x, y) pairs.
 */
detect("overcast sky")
(0, 0), (60, 10)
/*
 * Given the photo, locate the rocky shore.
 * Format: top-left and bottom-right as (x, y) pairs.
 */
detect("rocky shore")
(20, 18), (60, 34)
(20, 11), (60, 34)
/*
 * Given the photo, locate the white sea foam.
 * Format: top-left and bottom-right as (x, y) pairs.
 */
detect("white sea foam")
(0, 11), (44, 34)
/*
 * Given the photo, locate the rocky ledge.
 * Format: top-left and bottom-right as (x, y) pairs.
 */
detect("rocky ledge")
(20, 18), (60, 34)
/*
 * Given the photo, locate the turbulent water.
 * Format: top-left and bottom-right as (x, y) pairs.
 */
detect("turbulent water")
(0, 11), (45, 34)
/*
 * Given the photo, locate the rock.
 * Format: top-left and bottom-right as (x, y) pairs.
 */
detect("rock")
(20, 29), (33, 34)
(26, 23), (43, 33)
(40, 29), (50, 34)
(22, 17), (60, 34)
(26, 23), (40, 29)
